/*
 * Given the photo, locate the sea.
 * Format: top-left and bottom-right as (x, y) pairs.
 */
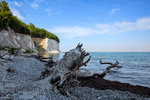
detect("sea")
(44, 52), (150, 88)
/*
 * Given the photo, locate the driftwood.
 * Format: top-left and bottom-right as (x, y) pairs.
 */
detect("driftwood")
(0, 47), (20, 61)
(40, 56), (57, 79)
(39, 44), (122, 96)
(39, 43), (91, 95)
(6, 68), (15, 72)
(78, 59), (123, 78)
(96, 59), (123, 78)
(45, 56), (57, 68)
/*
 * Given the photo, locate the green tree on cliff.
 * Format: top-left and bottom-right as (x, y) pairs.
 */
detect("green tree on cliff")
(0, 0), (59, 43)
(0, 0), (11, 29)
(9, 16), (30, 34)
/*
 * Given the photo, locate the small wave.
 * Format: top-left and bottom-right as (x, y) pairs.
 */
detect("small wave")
(142, 65), (150, 68)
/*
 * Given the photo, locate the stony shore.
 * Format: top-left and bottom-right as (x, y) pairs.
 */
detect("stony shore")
(0, 55), (150, 100)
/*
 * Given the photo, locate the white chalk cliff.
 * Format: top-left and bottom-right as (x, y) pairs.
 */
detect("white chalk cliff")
(32, 38), (60, 53)
(0, 29), (37, 52)
(0, 28), (60, 53)
(45, 38), (60, 53)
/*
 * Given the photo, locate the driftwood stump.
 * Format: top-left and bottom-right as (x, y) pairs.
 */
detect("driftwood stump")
(39, 44), (122, 96)
(39, 43), (91, 95)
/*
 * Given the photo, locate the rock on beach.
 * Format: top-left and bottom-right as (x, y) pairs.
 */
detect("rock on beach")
(0, 55), (150, 100)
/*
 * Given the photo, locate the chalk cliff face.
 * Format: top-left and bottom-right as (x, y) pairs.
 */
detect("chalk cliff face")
(32, 38), (60, 53)
(0, 29), (37, 52)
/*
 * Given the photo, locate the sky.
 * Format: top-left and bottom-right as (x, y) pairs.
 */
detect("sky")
(6, 0), (150, 52)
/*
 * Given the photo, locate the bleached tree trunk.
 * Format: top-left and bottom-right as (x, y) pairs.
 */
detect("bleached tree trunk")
(39, 44), (122, 96)
(39, 44), (91, 95)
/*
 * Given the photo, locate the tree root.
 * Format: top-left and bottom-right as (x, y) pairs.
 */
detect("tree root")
(39, 44), (122, 96)
(40, 43), (91, 96)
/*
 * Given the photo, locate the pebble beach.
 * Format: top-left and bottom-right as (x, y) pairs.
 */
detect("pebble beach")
(0, 55), (150, 100)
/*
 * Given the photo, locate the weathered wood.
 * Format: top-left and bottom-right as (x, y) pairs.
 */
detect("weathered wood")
(100, 60), (122, 73)
(91, 59), (122, 78)
(6, 68), (15, 72)
(39, 44), (122, 96)
(0, 46), (20, 61)
(45, 56), (57, 67)
(39, 43), (91, 95)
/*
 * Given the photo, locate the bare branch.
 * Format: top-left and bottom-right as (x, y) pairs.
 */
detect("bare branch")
(97, 60), (122, 78)
(100, 60), (113, 65)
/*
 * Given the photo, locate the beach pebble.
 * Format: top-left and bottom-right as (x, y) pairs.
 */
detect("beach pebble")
(0, 56), (149, 100)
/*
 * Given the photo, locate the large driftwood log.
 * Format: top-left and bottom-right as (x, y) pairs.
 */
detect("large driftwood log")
(39, 43), (91, 95)
(39, 44), (122, 96)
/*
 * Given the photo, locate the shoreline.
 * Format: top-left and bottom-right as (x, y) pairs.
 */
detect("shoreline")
(78, 77), (150, 97)
(0, 54), (150, 99)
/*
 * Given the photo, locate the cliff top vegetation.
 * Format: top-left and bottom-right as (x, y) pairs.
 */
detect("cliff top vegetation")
(0, 0), (59, 43)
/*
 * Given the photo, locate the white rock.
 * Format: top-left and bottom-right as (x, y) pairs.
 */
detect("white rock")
(45, 38), (60, 53)
(32, 37), (60, 53)
(0, 29), (37, 52)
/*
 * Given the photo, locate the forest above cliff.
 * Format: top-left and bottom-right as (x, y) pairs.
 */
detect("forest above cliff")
(0, 0), (59, 43)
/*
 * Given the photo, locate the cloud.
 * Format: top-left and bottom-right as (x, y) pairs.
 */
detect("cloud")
(9, 1), (23, 7)
(11, 9), (24, 20)
(96, 17), (150, 33)
(56, 11), (62, 15)
(31, 0), (44, 9)
(50, 17), (150, 38)
(45, 8), (52, 15)
(31, 3), (39, 9)
(12, 1), (23, 7)
(110, 8), (120, 16)
(50, 26), (99, 38)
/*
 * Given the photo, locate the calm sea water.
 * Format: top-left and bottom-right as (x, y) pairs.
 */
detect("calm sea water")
(46, 52), (150, 88)
(89, 52), (150, 88)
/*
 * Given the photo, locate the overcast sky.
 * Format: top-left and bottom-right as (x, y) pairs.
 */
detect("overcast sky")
(6, 0), (150, 52)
